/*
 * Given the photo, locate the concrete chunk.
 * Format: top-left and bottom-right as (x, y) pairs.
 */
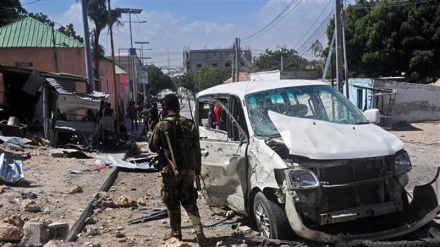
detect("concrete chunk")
(20, 222), (50, 246)
(48, 222), (69, 239)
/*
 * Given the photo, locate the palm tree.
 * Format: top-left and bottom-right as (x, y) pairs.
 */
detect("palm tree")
(310, 40), (323, 57)
(86, 0), (122, 80)
(76, 0), (122, 81)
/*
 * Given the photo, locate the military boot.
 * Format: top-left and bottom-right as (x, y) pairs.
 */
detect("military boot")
(164, 209), (182, 241)
(194, 224), (207, 246)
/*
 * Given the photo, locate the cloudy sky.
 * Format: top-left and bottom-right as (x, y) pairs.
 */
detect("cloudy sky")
(23, 0), (351, 68)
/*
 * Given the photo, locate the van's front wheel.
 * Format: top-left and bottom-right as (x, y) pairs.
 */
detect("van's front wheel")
(253, 191), (291, 240)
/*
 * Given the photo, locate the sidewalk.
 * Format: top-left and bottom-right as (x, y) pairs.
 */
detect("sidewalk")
(122, 117), (145, 140)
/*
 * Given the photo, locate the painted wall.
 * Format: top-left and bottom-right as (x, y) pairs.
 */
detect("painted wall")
(280, 70), (320, 80)
(249, 70), (320, 81)
(250, 70), (281, 81)
(345, 78), (375, 110)
(375, 80), (440, 123)
(347, 78), (440, 123)
(0, 47), (126, 117)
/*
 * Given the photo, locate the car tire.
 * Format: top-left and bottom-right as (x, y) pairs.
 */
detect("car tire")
(253, 191), (292, 240)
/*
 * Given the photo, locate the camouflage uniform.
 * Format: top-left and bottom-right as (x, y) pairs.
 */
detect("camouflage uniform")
(148, 114), (204, 242)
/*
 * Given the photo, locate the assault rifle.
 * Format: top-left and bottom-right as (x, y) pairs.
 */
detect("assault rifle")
(163, 132), (179, 176)
(195, 175), (206, 203)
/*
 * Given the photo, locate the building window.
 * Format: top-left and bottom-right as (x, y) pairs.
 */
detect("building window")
(197, 64), (202, 68)
(212, 63), (217, 67)
(225, 63), (231, 68)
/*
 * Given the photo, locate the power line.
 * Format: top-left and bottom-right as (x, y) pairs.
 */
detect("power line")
(294, 0), (332, 49)
(241, 0), (301, 43)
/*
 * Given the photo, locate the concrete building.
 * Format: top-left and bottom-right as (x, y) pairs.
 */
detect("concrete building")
(183, 48), (252, 74)
(111, 53), (142, 97)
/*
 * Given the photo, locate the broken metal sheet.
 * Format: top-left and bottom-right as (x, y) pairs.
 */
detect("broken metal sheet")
(0, 136), (32, 146)
(268, 110), (404, 160)
(0, 153), (24, 183)
(97, 156), (156, 170)
(57, 94), (102, 113)
(55, 120), (95, 133)
(22, 70), (44, 96)
(46, 78), (109, 114)
(128, 208), (167, 225)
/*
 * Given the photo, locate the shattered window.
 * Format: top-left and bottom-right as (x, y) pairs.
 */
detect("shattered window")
(245, 85), (368, 137)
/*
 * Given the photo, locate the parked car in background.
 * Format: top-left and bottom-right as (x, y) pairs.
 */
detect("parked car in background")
(194, 79), (440, 243)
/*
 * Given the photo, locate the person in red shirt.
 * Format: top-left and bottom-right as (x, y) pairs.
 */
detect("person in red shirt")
(213, 102), (225, 130)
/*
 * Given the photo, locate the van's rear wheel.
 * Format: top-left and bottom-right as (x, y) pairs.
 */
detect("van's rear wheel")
(253, 191), (292, 240)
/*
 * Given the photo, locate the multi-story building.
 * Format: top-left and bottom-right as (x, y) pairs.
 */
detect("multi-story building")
(183, 48), (252, 74)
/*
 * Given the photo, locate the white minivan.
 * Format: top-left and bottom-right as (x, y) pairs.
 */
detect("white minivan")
(194, 80), (440, 243)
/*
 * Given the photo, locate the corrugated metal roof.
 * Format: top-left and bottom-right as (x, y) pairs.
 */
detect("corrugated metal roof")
(0, 17), (83, 48)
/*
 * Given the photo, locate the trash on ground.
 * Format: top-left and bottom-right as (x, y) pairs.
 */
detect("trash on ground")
(0, 153), (24, 183)
(97, 155), (157, 170)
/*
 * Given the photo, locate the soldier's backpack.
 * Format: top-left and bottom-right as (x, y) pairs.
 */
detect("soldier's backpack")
(162, 116), (198, 171)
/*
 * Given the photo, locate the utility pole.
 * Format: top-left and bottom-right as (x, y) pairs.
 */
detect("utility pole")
(234, 38), (240, 82)
(81, 0), (95, 92)
(108, 0), (120, 134)
(117, 8), (143, 103)
(335, 0), (344, 93)
(342, 5), (349, 99)
(232, 41), (236, 82)
(276, 44), (286, 72)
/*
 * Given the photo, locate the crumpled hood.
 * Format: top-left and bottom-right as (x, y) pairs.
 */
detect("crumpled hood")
(268, 111), (404, 160)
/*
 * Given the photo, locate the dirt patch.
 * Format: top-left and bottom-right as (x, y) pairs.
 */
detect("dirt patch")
(0, 121), (439, 247)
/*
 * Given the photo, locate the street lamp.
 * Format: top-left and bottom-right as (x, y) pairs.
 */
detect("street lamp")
(135, 41), (151, 102)
(116, 8), (143, 103)
(276, 44), (286, 72)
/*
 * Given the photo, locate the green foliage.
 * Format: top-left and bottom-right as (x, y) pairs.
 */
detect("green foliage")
(0, 0), (27, 27)
(28, 12), (51, 25)
(334, 0), (440, 82)
(193, 67), (230, 91)
(58, 23), (84, 43)
(28, 13), (83, 43)
(147, 65), (174, 95)
(250, 48), (309, 72)
(173, 74), (195, 92)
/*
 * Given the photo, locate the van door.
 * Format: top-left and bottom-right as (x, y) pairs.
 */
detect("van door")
(196, 96), (249, 214)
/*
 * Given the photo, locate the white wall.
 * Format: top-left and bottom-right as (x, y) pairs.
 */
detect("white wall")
(375, 80), (440, 123)
(249, 70), (281, 81)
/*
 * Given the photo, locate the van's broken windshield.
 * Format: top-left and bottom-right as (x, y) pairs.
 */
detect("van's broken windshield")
(245, 85), (368, 137)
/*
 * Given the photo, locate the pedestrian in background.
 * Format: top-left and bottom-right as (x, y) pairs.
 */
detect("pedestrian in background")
(127, 101), (138, 131)
(148, 94), (207, 245)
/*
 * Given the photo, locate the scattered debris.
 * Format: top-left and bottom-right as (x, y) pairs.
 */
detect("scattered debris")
(62, 149), (91, 159)
(21, 199), (42, 212)
(0, 136), (31, 146)
(164, 237), (192, 247)
(96, 155), (157, 170)
(68, 184), (83, 194)
(31, 135), (50, 146)
(0, 153), (24, 183)
(127, 208), (168, 225)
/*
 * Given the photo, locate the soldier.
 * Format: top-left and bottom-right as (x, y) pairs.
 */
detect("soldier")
(148, 94), (207, 245)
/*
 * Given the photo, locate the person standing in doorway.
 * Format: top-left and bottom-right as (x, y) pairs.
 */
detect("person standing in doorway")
(127, 101), (138, 131)
(148, 94), (207, 245)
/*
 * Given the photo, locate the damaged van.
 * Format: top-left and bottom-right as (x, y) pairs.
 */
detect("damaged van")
(194, 80), (440, 243)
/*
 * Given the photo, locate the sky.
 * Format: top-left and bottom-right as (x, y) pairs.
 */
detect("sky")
(22, 0), (350, 68)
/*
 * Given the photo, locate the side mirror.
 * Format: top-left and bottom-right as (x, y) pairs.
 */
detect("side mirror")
(363, 109), (380, 124)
